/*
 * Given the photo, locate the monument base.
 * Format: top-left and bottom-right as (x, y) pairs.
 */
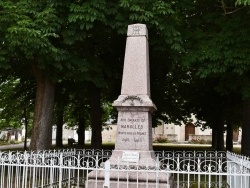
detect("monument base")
(87, 180), (174, 188)
(87, 169), (175, 188)
(87, 150), (175, 188)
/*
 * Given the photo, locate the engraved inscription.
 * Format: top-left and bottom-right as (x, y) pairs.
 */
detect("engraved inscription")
(134, 138), (144, 143)
(121, 124), (143, 129)
(122, 95), (143, 106)
(118, 117), (147, 143)
(122, 138), (129, 142)
(122, 151), (139, 162)
(132, 25), (142, 35)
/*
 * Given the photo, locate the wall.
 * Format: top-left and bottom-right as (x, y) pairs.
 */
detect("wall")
(102, 125), (117, 142)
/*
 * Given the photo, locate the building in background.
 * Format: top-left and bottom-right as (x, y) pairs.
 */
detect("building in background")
(0, 128), (23, 142)
(52, 125), (91, 142)
(51, 121), (241, 144)
(101, 122), (241, 144)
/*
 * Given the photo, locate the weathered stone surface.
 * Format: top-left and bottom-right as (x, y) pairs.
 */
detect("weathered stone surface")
(127, 24), (148, 37)
(121, 24), (150, 96)
(114, 110), (152, 150)
(113, 95), (156, 110)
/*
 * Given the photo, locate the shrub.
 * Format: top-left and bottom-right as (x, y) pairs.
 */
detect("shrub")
(189, 138), (211, 144)
(0, 140), (8, 145)
(189, 138), (199, 144)
(153, 136), (169, 143)
(9, 140), (19, 144)
(199, 139), (205, 144)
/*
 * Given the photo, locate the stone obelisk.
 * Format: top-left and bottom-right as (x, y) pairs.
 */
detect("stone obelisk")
(87, 23), (174, 188)
(109, 23), (156, 165)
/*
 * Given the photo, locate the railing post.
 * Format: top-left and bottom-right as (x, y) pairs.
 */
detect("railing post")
(59, 153), (63, 188)
(166, 173), (171, 188)
(187, 163), (190, 188)
(50, 156), (54, 187)
(176, 155), (180, 188)
(197, 158), (200, 188)
(208, 164), (211, 188)
(103, 160), (110, 188)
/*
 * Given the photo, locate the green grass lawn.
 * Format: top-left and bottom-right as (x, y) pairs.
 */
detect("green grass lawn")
(69, 142), (241, 153)
(1, 141), (241, 153)
(68, 142), (214, 151)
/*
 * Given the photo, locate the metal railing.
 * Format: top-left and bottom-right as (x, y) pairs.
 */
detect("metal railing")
(227, 152), (250, 188)
(0, 149), (249, 188)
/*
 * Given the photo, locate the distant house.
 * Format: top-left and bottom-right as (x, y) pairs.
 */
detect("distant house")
(0, 128), (23, 142)
(102, 124), (117, 142)
(153, 122), (212, 142)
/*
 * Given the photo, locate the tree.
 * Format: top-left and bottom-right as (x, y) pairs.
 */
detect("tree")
(4, 0), (247, 152)
(180, 0), (250, 152)
(66, 0), (184, 148)
(0, 0), (67, 150)
(66, 81), (90, 147)
(0, 76), (35, 149)
(54, 82), (70, 147)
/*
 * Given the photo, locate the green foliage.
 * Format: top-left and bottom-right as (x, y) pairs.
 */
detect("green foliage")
(9, 140), (20, 144)
(179, 0), (250, 129)
(183, 5), (250, 77)
(102, 102), (116, 124)
(0, 141), (9, 145)
(0, 79), (22, 129)
(0, 0), (67, 75)
(188, 36), (250, 78)
(69, 1), (106, 29)
(236, 0), (250, 5)
(0, 0), (249, 149)
(117, 0), (183, 51)
(0, 77), (34, 131)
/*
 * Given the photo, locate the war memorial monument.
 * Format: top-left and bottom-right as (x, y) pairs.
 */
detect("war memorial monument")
(88, 23), (174, 188)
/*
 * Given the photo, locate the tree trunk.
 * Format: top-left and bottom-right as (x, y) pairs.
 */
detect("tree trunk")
(89, 83), (102, 149)
(212, 126), (217, 149)
(29, 62), (55, 151)
(226, 121), (233, 152)
(77, 115), (85, 146)
(242, 98), (250, 157)
(23, 107), (28, 150)
(215, 116), (225, 151)
(56, 103), (64, 147)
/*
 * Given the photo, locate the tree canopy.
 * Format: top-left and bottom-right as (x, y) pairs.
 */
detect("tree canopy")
(0, 0), (249, 153)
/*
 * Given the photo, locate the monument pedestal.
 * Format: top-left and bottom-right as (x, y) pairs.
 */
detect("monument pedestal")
(88, 151), (174, 188)
(87, 151), (174, 187)
(87, 24), (174, 188)
(88, 174), (174, 188)
(87, 104), (174, 188)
